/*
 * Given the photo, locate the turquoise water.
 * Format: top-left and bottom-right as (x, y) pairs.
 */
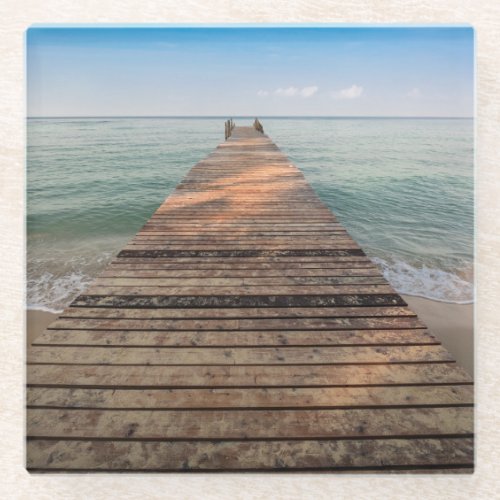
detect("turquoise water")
(27, 117), (474, 311)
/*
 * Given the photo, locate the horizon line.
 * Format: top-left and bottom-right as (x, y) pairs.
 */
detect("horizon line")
(27, 115), (474, 119)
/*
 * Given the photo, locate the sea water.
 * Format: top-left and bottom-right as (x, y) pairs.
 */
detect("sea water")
(27, 117), (473, 312)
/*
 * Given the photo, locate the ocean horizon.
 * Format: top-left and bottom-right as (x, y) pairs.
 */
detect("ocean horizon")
(27, 116), (474, 312)
(28, 115), (473, 119)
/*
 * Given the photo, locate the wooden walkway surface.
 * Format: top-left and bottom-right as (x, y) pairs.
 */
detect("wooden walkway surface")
(27, 126), (473, 472)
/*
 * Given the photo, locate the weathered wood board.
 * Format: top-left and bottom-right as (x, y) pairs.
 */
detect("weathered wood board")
(27, 125), (473, 472)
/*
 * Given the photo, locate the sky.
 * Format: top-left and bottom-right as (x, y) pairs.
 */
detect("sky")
(27, 26), (474, 117)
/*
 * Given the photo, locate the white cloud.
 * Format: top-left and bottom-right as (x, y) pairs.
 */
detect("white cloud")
(258, 86), (319, 98)
(332, 84), (364, 99)
(300, 86), (318, 98)
(407, 87), (422, 98)
(275, 86), (299, 97)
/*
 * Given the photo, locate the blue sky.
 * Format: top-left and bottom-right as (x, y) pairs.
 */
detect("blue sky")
(27, 26), (474, 117)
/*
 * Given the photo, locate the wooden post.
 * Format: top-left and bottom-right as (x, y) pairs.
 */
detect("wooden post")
(253, 118), (264, 134)
(225, 119), (235, 140)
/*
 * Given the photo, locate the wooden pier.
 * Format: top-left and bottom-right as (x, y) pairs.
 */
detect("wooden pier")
(27, 125), (473, 472)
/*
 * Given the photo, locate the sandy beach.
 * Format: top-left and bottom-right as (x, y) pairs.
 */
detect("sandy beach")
(26, 309), (56, 347)
(27, 295), (474, 377)
(402, 295), (473, 376)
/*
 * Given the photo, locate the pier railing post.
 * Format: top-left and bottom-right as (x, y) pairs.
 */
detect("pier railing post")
(225, 119), (235, 140)
(253, 118), (264, 134)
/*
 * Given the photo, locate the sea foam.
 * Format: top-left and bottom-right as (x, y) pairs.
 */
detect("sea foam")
(372, 257), (473, 304)
(27, 271), (94, 313)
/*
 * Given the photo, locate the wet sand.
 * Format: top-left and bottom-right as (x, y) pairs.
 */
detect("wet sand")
(402, 295), (473, 376)
(26, 309), (57, 347)
(26, 296), (474, 376)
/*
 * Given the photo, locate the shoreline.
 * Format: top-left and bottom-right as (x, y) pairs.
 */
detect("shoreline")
(26, 294), (474, 377)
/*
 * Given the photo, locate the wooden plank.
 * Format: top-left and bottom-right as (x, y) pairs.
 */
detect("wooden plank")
(83, 285), (395, 296)
(98, 276), (387, 286)
(58, 306), (416, 319)
(143, 221), (343, 225)
(27, 438), (474, 471)
(26, 407), (472, 440)
(154, 205), (332, 210)
(110, 259), (376, 265)
(27, 345), (453, 365)
(33, 328), (439, 347)
(141, 226), (347, 232)
(148, 214), (337, 219)
(122, 244), (361, 251)
(70, 293), (406, 309)
(135, 234), (351, 240)
(136, 230), (349, 235)
(26, 363), (472, 389)
(92, 276), (388, 287)
(107, 261), (377, 270)
(116, 249), (367, 259)
(140, 219), (339, 224)
(130, 236), (354, 242)
(27, 385), (473, 409)
(47, 316), (425, 332)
